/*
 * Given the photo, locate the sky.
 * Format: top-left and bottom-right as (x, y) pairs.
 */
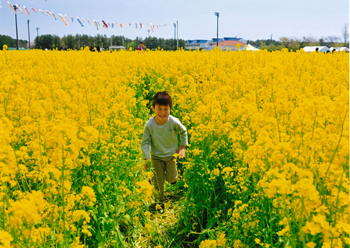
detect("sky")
(0, 0), (349, 42)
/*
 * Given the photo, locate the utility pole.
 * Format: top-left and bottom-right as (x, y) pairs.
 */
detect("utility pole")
(270, 34), (273, 42)
(173, 23), (176, 51)
(176, 20), (178, 50)
(13, 5), (19, 50)
(147, 29), (150, 37)
(215, 12), (219, 47)
(36, 27), (39, 37)
(27, 19), (30, 49)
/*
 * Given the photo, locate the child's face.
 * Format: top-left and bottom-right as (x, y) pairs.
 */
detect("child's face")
(153, 104), (170, 123)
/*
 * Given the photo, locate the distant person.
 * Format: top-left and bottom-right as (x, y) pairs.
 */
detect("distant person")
(315, 47), (319, 52)
(137, 41), (145, 51)
(332, 49), (336, 53)
(90, 45), (95, 52)
(96, 46), (100, 52)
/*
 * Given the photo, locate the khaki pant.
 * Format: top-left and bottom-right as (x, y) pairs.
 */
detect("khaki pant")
(151, 155), (177, 202)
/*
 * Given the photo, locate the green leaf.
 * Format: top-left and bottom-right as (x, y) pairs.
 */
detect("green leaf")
(206, 217), (217, 229)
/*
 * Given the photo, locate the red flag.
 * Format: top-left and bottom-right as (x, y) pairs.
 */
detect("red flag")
(102, 20), (108, 29)
(24, 6), (30, 15)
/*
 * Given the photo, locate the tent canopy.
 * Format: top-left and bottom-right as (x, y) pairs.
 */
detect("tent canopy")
(302, 46), (330, 53)
(245, 44), (259, 51)
(329, 47), (349, 52)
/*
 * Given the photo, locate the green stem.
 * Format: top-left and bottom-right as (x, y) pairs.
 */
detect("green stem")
(324, 111), (347, 181)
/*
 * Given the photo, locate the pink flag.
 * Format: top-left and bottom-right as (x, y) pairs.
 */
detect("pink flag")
(23, 6), (30, 15)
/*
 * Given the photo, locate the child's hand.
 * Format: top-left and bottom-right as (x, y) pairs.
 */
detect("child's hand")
(144, 158), (150, 170)
(177, 146), (186, 159)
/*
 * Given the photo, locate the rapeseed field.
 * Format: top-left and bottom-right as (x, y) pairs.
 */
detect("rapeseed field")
(0, 47), (348, 248)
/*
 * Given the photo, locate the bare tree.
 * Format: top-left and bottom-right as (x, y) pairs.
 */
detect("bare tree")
(341, 23), (349, 44)
(324, 36), (340, 44)
(302, 36), (318, 45)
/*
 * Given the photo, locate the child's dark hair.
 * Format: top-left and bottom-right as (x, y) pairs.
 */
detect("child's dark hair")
(152, 91), (172, 108)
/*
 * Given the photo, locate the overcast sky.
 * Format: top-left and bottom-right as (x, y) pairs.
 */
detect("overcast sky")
(0, 0), (348, 42)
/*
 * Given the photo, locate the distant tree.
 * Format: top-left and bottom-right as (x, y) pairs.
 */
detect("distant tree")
(302, 36), (319, 45)
(280, 37), (289, 47)
(63, 35), (76, 49)
(101, 35), (108, 49)
(259, 41), (267, 50)
(75, 34), (82, 50)
(324, 36), (339, 45)
(276, 44), (286, 50)
(341, 23), (349, 44)
(0, 35), (14, 49)
(53, 35), (61, 49)
(267, 43), (276, 52)
(144, 37), (158, 50)
(127, 41), (137, 50)
(289, 40), (301, 51)
(34, 35), (53, 50)
(81, 34), (90, 48)
(165, 39), (175, 50)
(319, 37), (325, 46)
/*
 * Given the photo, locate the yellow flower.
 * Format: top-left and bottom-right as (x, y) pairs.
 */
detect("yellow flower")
(233, 240), (243, 248)
(0, 230), (13, 248)
(199, 240), (217, 248)
(135, 180), (152, 201)
(145, 223), (151, 232)
(216, 233), (227, 246)
(255, 238), (261, 245)
(213, 168), (220, 177)
(306, 242), (316, 248)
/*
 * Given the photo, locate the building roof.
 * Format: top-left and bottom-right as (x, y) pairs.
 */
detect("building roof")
(187, 39), (209, 44)
(303, 46), (330, 52)
(223, 37), (241, 41)
(212, 38), (224, 43)
(218, 40), (247, 47)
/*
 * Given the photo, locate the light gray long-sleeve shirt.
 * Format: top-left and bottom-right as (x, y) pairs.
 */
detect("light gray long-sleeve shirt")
(141, 115), (188, 159)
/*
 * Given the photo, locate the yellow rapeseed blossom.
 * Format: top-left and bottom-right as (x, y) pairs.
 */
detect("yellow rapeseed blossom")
(0, 48), (348, 247)
(0, 230), (13, 248)
(199, 240), (217, 248)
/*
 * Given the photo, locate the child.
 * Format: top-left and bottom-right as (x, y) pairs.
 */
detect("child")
(141, 91), (188, 202)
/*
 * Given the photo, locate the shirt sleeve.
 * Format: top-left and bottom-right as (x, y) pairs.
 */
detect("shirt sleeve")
(141, 124), (151, 159)
(176, 120), (188, 147)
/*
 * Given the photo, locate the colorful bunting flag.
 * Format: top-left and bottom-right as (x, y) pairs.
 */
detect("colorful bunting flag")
(76, 17), (84, 27)
(93, 19), (98, 30)
(23, 6), (30, 15)
(7, 1), (16, 13)
(58, 13), (67, 26)
(16, 4), (23, 14)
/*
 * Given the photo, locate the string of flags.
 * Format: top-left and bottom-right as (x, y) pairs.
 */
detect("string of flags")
(6, 1), (172, 32)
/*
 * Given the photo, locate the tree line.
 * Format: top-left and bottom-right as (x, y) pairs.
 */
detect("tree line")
(0, 34), (28, 49)
(32, 34), (187, 51)
(0, 23), (348, 51)
(247, 36), (349, 52)
(0, 33), (186, 51)
(248, 23), (349, 52)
